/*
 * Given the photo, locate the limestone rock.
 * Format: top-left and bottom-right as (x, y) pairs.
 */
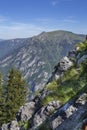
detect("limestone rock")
(33, 101), (60, 127)
(17, 102), (35, 122)
(54, 74), (60, 80)
(58, 56), (73, 71)
(65, 105), (77, 118)
(76, 93), (87, 105)
(51, 116), (64, 130)
(10, 120), (20, 130)
(1, 124), (9, 130)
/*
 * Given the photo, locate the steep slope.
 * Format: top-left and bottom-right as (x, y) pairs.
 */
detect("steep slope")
(31, 39), (87, 130)
(0, 30), (85, 91)
(0, 38), (27, 59)
(1, 36), (87, 130)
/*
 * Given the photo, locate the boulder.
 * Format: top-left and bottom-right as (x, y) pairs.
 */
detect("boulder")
(65, 105), (77, 118)
(10, 120), (20, 130)
(54, 74), (60, 80)
(17, 102), (35, 122)
(76, 93), (87, 105)
(51, 116), (64, 130)
(1, 121), (20, 130)
(58, 56), (73, 71)
(1, 124), (9, 130)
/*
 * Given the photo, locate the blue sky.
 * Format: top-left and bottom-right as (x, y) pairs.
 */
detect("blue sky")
(0, 0), (87, 39)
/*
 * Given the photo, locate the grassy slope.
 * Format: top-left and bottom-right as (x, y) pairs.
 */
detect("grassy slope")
(37, 40), (87, 130)
(41, 40), (87, 106)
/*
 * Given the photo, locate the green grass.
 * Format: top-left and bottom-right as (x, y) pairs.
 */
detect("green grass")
(41, 57), (87, 106)
(41, 95), (54, 106)
(18, 121), (29, 130)
(76, 40), (87, 52)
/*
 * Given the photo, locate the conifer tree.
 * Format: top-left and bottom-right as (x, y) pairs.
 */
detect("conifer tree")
(5, 68), (27, 123)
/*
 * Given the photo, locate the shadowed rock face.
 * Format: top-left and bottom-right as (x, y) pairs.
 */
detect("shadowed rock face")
(50, 93), (87, 130)
(55, 105), (87, 130)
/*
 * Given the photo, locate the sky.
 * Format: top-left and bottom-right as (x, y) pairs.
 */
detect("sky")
(0, 0), (87, 39)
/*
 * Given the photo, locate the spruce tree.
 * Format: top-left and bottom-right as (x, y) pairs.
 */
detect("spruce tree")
(5, 68), (27, 123)
(14, 70), (27, 106)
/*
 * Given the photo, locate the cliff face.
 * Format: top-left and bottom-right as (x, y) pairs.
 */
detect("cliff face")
(1, 39), (87, 130)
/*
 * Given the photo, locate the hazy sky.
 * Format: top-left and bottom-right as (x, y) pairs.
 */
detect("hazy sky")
(0, 0), (87, 39)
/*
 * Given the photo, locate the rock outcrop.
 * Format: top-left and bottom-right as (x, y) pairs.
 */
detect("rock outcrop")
(58, 56), (73, 71)
(50, 93), (87, 130)
(1, 120), (20, 130)
(1, 124), (9, 130)
(32, 101), (60, 128)
(47, 56), (73, 83)
(17, 102), (35, 122)
(10, 121), (20, 130)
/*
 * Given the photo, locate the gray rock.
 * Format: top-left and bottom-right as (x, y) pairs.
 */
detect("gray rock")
(1, 121), (20, 130)
(54, 74), (60, 80)
(1, 124), (9, 130)
(55, 104), (87, 130)
(33, 101), (60, 127)
(76, 93), (87, 105)
(17, 102), (35, 122)
(65, 105), (77, 118)
(58, 56), (73, 71)
(51, 116), (64, 130)
(49, 92), (87, 130)
(45, 105), (54, 114)
(10, 120), (20, 130)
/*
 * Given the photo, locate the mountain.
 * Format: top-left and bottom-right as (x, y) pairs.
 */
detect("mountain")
(0, 30), (85, 91)
(0, 38), (27, 59)
(1, 36), (87, 130)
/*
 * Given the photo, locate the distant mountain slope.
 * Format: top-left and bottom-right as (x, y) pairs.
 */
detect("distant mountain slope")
(0, 30), (85, 91)
(0, 38), (27, 59)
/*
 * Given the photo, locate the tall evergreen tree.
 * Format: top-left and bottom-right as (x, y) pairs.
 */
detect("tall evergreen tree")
(4, 68), (27, 123)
